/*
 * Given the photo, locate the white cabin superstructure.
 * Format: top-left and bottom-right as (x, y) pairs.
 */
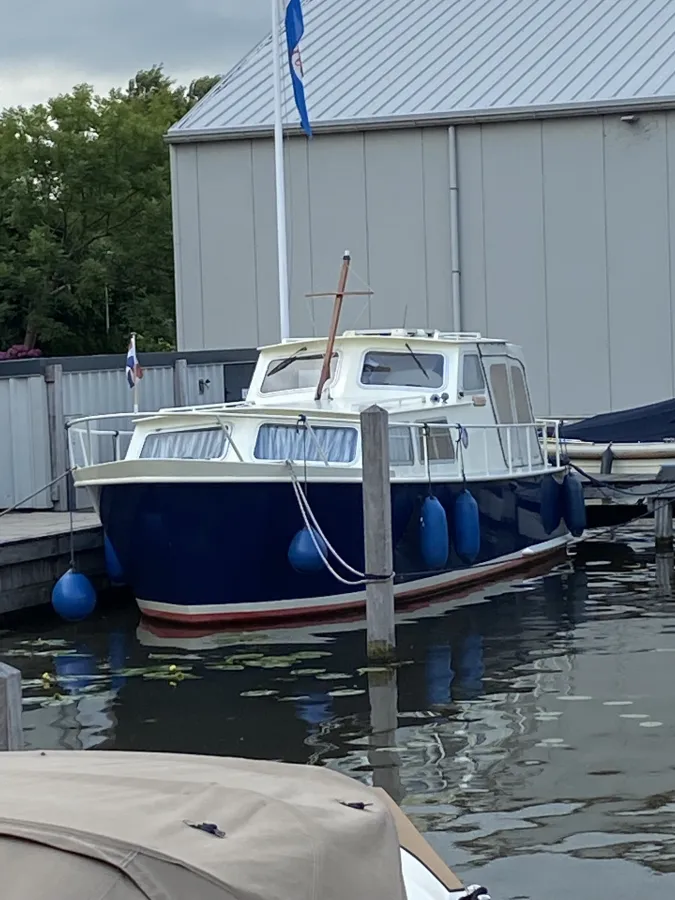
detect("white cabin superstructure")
(69, 330), (560, 487)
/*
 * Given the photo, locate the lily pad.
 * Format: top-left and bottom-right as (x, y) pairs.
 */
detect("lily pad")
(291, 651), (332, 661)
(290, 668), (327, 676)
(315, 673), (351, 681)
(240, 689), (279, 697)
(205, 662), (246, 671)
(328, 688), (366, 697)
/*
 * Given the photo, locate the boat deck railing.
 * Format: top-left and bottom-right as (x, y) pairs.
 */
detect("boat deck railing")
(66, 411), (564, 477)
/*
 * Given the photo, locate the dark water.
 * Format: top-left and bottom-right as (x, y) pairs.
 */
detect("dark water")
(3, 524), (675, 899)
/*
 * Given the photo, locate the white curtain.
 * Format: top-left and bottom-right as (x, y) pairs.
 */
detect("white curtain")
(255, 424), (357, 463)
(389, 426), (414, 465)
(140, 428), (226, 460)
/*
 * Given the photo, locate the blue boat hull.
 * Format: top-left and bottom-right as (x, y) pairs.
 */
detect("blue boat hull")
(98, 474), (569, 622)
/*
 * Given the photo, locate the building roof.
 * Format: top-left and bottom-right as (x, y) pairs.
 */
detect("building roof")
(169, 0), (675, 141)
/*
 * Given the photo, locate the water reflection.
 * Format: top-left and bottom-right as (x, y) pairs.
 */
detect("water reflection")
(3, 524), (675, 897)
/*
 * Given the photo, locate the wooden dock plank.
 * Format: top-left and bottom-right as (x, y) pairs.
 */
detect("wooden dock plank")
(0, 512), (100, 545)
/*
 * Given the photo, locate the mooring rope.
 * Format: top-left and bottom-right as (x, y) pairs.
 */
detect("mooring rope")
(0, 470), (71, 519)
(286, 461), (393, 586)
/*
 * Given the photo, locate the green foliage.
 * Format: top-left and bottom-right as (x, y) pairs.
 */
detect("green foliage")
(0, 65), (219, 356)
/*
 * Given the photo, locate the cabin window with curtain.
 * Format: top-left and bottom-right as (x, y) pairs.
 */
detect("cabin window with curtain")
(260, 353), (337, 393)
(416, 418), (455, 462)
(460, 353), (485, 393)
(360, 350), (444, 388)
(139, 428), (228, 460)
(389, 425), (415, 466)
(254, 423), (358, 463)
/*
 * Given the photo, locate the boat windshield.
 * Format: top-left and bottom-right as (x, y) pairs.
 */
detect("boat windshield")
(260, 353), (337, 393)
(361, 350), (444, 388)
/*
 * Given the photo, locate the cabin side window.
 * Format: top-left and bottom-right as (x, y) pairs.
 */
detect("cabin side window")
(139, 428), (228, 460)
(510, 363), (533, 423)
(460, 353), (485, 394)
(254, 423), (358, 463)
(488, 363), (515, 424)
(260, 353), (337, 393)
(360, 350), (444, 389)
(417, 418), (456, 462)
(389, 426), (415, 466)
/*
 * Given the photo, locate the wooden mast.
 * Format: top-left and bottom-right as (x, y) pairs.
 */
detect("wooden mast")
(306, 251), (366, 402)
(314, 251), (351, 401)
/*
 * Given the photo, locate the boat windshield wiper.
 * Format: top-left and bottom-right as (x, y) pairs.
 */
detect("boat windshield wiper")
(267, 346), (308, 378)
(405, 342), (429, 380)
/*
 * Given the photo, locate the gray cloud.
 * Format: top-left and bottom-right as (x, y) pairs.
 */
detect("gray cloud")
(0, 0), (270, 96)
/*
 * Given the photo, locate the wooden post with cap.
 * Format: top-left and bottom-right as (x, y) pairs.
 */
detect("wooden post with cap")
(360, 404), (396, 660)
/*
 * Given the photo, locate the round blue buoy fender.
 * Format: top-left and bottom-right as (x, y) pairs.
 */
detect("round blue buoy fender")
(288, 527), (327, 573)
(454, 489), (481, 564)
(562, 472), (587, 537)
(420, 496), (449, 569)
(104, 534), (125, 586)
(540, 474), (562, 534)
(51, 569), (97, 622)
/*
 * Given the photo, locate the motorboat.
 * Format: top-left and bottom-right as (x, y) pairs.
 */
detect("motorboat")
(68, 257), (578, 624)
(0, 749), (490, 900)
(540, 399), (675, 525)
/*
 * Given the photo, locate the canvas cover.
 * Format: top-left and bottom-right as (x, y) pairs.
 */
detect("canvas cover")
(0, 750), (407, 900)
(559, 398), (675, 444)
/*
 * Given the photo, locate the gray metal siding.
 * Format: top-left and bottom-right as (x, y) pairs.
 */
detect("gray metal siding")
(0, 377), (52, 510)
(172, 128), (456, 351)
(170, 145), (204, 349)
(457, 112), (675, 416)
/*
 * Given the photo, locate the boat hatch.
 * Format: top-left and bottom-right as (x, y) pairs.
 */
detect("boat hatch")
(360, 350), (445, 388)
(254, 422), (358, 463)
(140, 427), (230, 460)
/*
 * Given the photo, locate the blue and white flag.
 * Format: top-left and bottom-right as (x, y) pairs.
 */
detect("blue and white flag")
(126, 334), (142, 388)
(285, 0), (312, 137)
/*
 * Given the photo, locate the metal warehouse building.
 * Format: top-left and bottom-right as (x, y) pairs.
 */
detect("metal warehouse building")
(167, 0), (675, 417)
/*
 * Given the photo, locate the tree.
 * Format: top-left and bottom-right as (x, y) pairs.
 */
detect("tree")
(0, 66), (220, 355)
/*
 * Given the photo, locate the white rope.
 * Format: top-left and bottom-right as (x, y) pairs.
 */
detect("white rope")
(287, 461), (366, 576)
(288, 472), (369, 585)
(286, 461), (394, 586)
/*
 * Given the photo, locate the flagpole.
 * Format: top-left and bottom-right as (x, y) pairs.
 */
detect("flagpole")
(131, 332), (139, 413)
(272, 0), (291, 342)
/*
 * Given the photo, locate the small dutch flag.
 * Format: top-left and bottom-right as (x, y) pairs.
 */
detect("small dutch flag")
(126, 334), (143, 389)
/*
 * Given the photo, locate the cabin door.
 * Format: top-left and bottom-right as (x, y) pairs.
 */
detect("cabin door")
(485, 358), (541, 470)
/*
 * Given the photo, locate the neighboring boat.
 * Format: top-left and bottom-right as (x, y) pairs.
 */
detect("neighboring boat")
(0, 749), (490, 900)
(68, 257), (576, 624)
(540, 399), (675, 525)
(543, 398), (675, 476)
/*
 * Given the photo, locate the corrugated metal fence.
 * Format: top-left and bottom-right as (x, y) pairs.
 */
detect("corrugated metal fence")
(0, 350), (256, 512)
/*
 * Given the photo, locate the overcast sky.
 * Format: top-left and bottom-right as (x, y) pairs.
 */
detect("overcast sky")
(0, 0), (269, 109)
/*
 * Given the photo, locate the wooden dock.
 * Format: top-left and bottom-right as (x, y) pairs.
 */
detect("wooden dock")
(0, 512), (106, 616)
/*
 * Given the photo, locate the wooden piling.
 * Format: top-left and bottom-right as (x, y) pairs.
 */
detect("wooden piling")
(173, 358), (189, 407)
(360, 405), (395, 661)
(654, 498), (673, 552)
(45, 363), (68, 512)
(0, 663), (23, 750)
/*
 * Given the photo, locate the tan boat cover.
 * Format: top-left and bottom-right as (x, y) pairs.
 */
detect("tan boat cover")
(0, 750), (407, 900)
